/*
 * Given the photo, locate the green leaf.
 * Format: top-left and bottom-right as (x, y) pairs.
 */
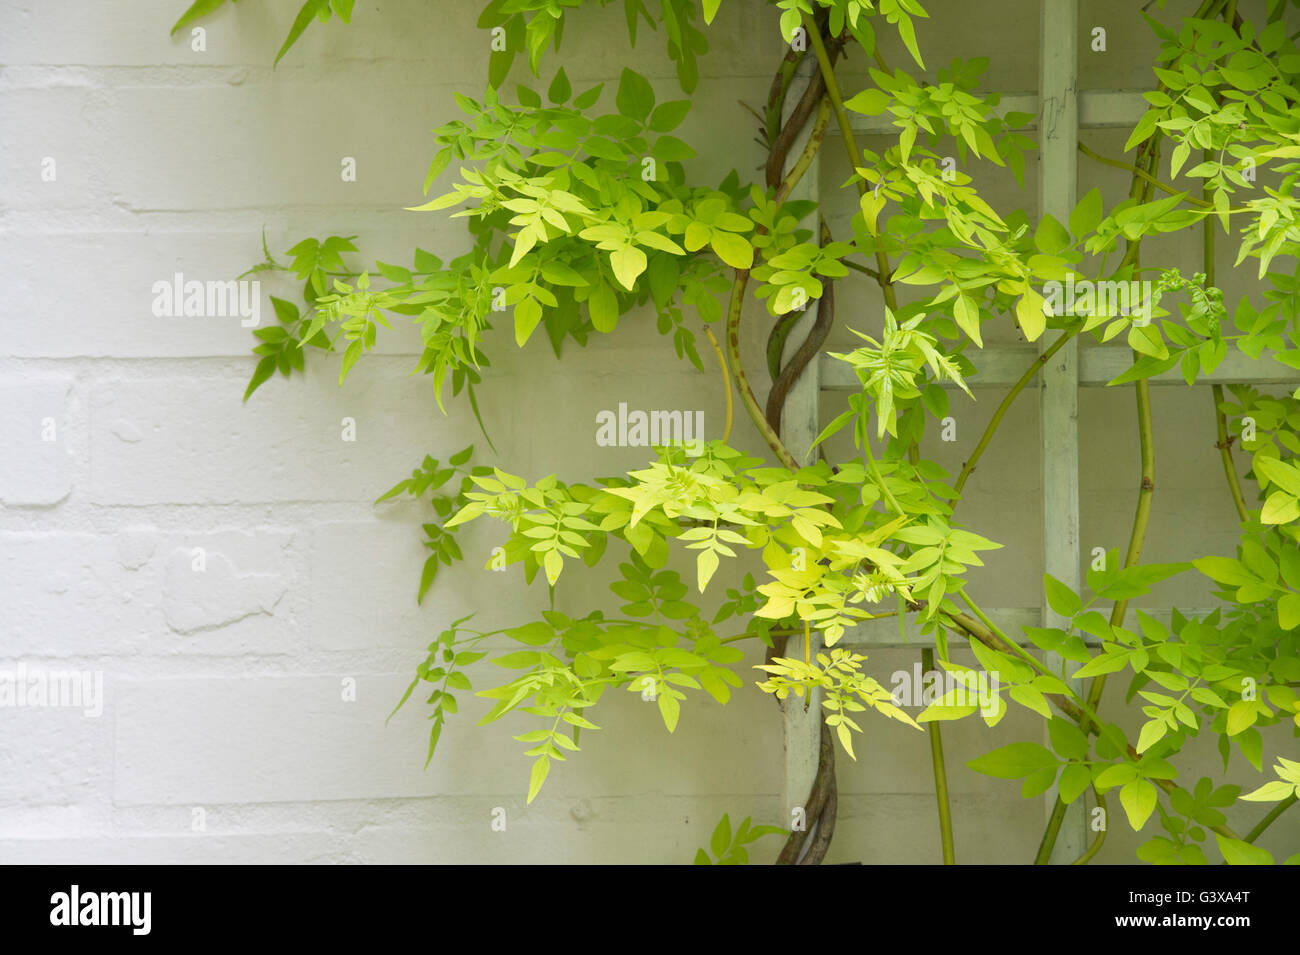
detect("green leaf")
(1136, 719), (1167, 754)
(1047, 717), (1089, 760)
(609, 245), (647, 290)
(1070, 650), (1131, 680)
(1254, 454), (1300, 495)
(243, 355), (277, 402)
(649, 99), (691, 132)
(1239, 780), (1296, 802)
(1058, 763), (1092, 804)
(615, 68), (655, 122)
(514, 297), (543, 345)
(1015, 290), (1046, 341)
(573, 82), (604, 109)
(547, 66), (571, 104)
(1124, 108), (1161, 152)
(895, 11), (924, 68)
(274, 0), (329, 67)
(588, 283), (620, 332)
(1226, 700), (1256, 736)
(1034, 214), (1070, 255)
(1043, 573), (1082, 617)
(527, 755), (550, 803)
(701, 0), (722, 25)
(1192, 555), (1256, 586)
(967, 742), (1057, 779)
(492, 651), (542, 668)
(171, 0), (227, 36)
(1279, 592), (1300, 631)
(1119, 778), (1159, 829)
(1068, 187), (1104, 237)
(417, 554), (438, 603)
(657, 691), (680, 732)
(844, 88), (891, 115)
(1215, 834), (1274, 865)
(710, 813), (730, 856)
(953, 294), (982, 346)
(338, 338), (363, 384)
(710, 230), (753, 269)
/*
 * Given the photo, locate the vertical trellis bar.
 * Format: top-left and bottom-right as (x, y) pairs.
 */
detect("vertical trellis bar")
(1038, 0), (1087, 863)
(779, 56), (825, 848)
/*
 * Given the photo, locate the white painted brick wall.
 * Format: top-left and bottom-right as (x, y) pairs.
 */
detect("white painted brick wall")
(1, 0), (1292, 865)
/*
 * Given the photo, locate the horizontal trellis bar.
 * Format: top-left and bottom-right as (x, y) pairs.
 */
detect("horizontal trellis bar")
(845, 89), (1148, 135)
(819, 346), (1299, 390)
(836, 606), (1223, 650)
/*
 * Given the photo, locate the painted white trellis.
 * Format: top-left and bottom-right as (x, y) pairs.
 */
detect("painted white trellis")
(775, 0), (1297, 863)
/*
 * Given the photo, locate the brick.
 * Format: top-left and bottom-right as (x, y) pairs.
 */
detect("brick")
(0, 529), (295, 656)
(88, 366), (507, 504)
(0, 378), (75, 506)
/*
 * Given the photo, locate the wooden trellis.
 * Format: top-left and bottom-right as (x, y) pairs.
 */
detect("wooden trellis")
(776, 0), (1296, 863)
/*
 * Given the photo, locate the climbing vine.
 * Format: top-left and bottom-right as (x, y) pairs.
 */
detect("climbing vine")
(176, 0), (1300, 864)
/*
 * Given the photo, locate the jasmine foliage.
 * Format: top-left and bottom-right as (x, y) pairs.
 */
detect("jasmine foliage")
(375, 445), (486, 603)
(170, 0), (355, 66)
(179, 0), (1300, 862)
(694, 813), (787, 864)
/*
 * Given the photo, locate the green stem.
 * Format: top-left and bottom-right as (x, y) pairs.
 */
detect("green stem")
(921, 646), (956, 864)
(801, 11), (897, 311)
(952, 329), (1078, 501)
(724, 269), (799, 471)
(1039, 135), (1160, 862)
(1076, 141), (1211, 208)
(774, 95), (832, 206)
(1245, 793), (1296, 844)
(864, 438), (904, 517)
(1201, 151), (1250, 523)
(1071, 789), (1108, 864)
(1104, 373), (1154, 632)
(945, 603), (1244, 842)
(842, 258), (882, 280)
(1213, 385), (1249, 522)
(1035, 798), (1069, 865)
(1079, 133), (1163, 733)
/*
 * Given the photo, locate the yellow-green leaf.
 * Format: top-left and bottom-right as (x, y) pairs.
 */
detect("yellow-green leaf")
(527, 755), (550, 803)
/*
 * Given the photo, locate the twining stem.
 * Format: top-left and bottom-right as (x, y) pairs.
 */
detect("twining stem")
(1213, 384), (1249, 521)
(1201, 150), (1250, 522)
(1103, 372), (1155, 635)
(1071, 789), (1108, 864)
(1245, 793), (1296, 843)
(952, 329), (1078, 501)
(701, 325), (734, 443)
(775, 95), (832, 206)
(921, 646), (956, 864)
(801, 11), (897, 311)
(725, 269), (799, 471)
(734, 78), (835, 470)
(1076, 141), (1212, 208)
(1035, 798), (1069, 865)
